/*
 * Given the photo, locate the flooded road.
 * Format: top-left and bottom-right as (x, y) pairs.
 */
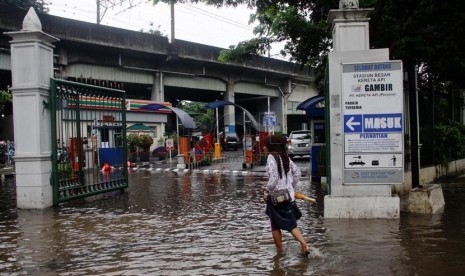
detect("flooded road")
(1, 171), (465, 275)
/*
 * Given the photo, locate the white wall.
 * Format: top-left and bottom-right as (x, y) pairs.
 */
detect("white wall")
(393, 158), (465, 196)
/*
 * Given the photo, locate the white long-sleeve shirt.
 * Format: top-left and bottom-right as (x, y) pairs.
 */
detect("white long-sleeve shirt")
(265, 154), (301, 201)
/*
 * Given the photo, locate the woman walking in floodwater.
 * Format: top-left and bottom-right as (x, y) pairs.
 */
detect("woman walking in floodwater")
(263, 135), (310, 256)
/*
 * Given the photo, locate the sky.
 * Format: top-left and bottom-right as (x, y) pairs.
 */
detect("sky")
(46, 0), (283, 57)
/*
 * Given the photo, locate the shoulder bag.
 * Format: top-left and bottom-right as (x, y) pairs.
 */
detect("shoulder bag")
(270, 189), (291, 205)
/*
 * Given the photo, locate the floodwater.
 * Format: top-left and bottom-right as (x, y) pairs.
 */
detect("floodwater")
(1, 170), (465, 275)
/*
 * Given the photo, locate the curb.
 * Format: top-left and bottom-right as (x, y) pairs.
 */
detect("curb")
(130, 166), (268, 176)
(130, 166), (309, 177)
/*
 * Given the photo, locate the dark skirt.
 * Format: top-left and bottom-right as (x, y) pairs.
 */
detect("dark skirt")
(265, 200), (302, 232)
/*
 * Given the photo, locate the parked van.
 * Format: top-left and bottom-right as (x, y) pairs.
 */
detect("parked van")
(287, 130), (311, 158)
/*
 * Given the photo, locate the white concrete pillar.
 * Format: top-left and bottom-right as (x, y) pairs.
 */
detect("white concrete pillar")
(6, 8), (59, 209)
(224, 81), (235, 134)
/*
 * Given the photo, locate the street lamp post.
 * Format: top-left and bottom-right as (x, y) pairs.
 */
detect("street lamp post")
(214, 106), (221, 159)
(176, 116), (180, 155)
(176, 99), (181, 155)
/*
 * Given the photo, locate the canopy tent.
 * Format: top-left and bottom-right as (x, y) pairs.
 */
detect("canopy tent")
(296, 95), (325, 118)
(127, 123), (152, 132)
(139, 103), (197, 129)
(205, 100), (259, 129)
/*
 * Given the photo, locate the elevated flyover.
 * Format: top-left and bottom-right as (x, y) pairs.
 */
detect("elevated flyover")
(0, 4), (317, 135)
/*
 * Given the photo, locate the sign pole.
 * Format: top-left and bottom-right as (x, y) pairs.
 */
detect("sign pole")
(267, 97), (270, 134)
(166, 138), (174, 164)
(216, 107), (219, 143)
(176, 117), (180, 154)
(243, 111), (246, 156)
(214, 107), (221, 159)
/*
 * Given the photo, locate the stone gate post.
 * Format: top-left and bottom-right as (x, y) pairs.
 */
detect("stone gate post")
(324, 1), (401, 218)
(5, 8), (59, 208)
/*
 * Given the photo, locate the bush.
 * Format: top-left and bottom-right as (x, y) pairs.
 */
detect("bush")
(127, 133), (140, 152)
(138, 134), (153, 151)
(200, 155), (212, 165)
(433, 121), (465, 167)
(57, 163), (72, 180)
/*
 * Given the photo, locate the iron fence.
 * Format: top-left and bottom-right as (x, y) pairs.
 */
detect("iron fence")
(50, 79), (127, 204)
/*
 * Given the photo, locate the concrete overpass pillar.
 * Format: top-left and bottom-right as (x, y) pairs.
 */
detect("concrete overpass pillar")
(150, 72), (166, 138)
(224, 81), (235, 134)
(150, 72), (163, 102)
(6, 8), (59, 209)
(281, 79), (293, 134)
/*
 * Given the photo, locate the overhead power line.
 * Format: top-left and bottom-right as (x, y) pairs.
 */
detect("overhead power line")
(97, 0), (148, 24)
(97, 0), (253, 30)
(49, 0), (255, 39)
(178, 3), (253, 31)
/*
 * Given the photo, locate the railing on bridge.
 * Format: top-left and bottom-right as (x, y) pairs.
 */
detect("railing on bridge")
(50, 79), (128, 204)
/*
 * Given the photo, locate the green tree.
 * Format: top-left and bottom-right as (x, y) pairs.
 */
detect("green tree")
(178, 101), (215, 132)
(220, 0), (335, 71)
(0, 90), (12, 105)
(367, 0), (465, 86)
(1, 0), (49, 13)
(0, 90), (12, 117)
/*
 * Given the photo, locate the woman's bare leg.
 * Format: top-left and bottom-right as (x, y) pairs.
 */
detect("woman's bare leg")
(271, 229), (283, 253)
(290, 227), (309, 254)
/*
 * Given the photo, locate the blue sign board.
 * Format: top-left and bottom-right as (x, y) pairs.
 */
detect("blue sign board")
(263, 113), (276, 127)
(344, 113), (402, 133)
(343, 115), (363, 132)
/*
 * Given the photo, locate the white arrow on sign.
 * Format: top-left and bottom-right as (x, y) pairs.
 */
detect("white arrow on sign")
(346, 116), (361, 131)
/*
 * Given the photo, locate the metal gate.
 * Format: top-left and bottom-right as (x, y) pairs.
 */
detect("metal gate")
(50, 79), (128, 204)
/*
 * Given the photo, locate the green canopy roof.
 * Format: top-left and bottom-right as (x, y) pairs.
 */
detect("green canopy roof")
(127, 123), (152, 132)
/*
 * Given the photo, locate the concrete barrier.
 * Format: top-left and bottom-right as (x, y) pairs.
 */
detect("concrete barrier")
(407, 184), (445, 214)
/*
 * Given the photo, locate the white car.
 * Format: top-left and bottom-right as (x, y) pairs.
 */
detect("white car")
(287, 130), (311, 158)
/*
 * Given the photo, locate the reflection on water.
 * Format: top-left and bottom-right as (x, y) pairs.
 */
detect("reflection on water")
(1, 172), (465, 275)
